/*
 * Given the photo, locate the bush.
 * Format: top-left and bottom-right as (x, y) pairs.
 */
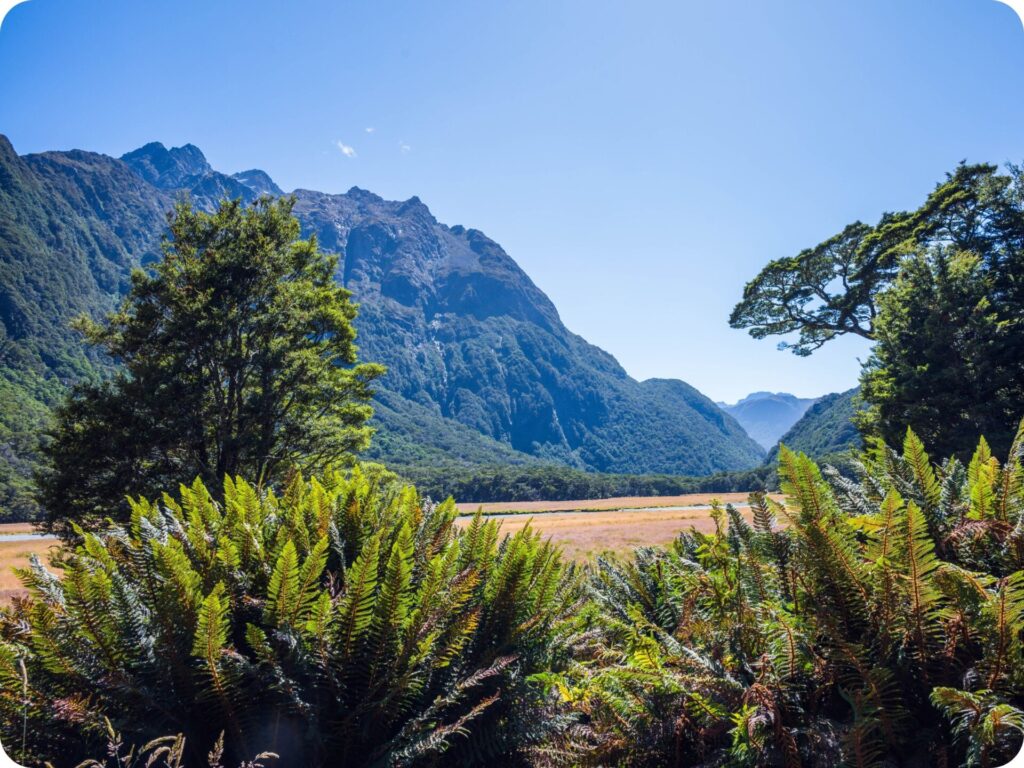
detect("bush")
(540, 427), (1024, 767)
(0, 465), (580, 767)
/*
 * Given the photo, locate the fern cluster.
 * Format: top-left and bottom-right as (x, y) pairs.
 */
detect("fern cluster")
(2, 429), (1023, 766)
(538, 427), (1024, 767)
(0, 465), (580, 767)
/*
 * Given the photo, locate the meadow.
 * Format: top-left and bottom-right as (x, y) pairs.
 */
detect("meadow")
(0, 522), (59, 603)
(453, 492), (786, 559)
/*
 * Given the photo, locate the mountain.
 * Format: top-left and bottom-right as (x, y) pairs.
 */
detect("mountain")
(288, 187), (763, 475)
(0, 136), (765, 515)
(719, 392), (818, 449)
(765, 388), (863, 463)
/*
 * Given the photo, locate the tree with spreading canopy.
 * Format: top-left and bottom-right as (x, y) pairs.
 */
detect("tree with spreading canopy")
(37, 196), (384, 532)
(730, 161), (1024, 458)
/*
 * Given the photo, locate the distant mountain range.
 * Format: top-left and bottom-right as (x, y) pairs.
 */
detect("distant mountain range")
(718, 392), (819, 449)
(0, 136), (766, 512)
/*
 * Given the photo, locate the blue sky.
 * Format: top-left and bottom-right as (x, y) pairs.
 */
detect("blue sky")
(1, 0), (1022, 403)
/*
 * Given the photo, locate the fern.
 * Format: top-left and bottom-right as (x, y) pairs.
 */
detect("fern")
(897, 500), (944, 669)
(334, 531), (380, 660)
(0, 467), (579, 767)
(903, 428), (943, 533)
(931, 687), (1024, 768)
(263, 541), (299, 628)
(981, 571), (1024, 691)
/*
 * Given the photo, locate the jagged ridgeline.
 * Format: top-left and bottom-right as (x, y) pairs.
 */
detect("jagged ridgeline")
(0, 136), (764, 515)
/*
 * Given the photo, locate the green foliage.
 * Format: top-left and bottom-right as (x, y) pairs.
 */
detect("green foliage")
(0, 466), (580, 766)
(540, 427), (1024, 767)
(38, 197), (384, 532)
(363, 388), (545, 469)
(348, 296), (765, 477)
(861, 247), (1024, 460)
(0, 367), (67, 520)
(0, 139), (164, 521)
(931, 688), (1024, 768)
(733, 160), (1024, 461)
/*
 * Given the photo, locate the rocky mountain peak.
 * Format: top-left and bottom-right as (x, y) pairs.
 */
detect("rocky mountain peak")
(231, 169), (283, 197)
(0, 134), (18, 162)
(121, 142), (212, 189)
(120, 142), (291, 209)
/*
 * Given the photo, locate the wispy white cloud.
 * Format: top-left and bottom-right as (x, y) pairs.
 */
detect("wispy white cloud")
(335, 140), (357, 158)
(399, 141), (412, 154)
(365, 126), (375, 133)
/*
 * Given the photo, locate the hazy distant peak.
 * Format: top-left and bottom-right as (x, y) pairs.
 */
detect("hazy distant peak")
(720, 391), (820, 449)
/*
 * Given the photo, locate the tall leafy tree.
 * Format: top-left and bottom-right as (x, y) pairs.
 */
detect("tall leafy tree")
(729, 162), (1024, 354)
(861, 250), (1024, 459)
(38, 196), (383, 530)
(730, 162), (1024, 456)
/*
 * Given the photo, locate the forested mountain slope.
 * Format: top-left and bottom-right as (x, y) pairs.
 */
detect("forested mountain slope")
(0, 136), (764, 514)
(765, 387), (863, 462)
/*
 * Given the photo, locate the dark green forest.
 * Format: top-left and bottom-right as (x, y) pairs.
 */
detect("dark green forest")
(399, 462), (775, 504)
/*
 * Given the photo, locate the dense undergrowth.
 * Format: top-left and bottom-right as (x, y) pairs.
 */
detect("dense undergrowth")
(536, 429), (1024, 767)
(0, 465), (580, 767)
(1, 428), (1023, 767)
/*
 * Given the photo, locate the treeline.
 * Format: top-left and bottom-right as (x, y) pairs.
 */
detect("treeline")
(397, 461), (777, 503)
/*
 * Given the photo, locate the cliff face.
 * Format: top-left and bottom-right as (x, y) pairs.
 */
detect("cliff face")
(291, 185), (762, 474)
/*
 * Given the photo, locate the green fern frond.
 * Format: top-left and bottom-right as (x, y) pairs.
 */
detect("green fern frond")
(897, 500), (944, 666)
(903, 428), (942, 527)
(264, 540), (299, 628)
(334, 531), (381, 659)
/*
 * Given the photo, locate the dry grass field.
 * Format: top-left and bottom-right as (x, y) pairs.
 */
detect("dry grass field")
(454, 493), (785, 561)
(0, 522), (37, 534)
(454, 491), (763, 515)
(0, 523), (61, 603)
